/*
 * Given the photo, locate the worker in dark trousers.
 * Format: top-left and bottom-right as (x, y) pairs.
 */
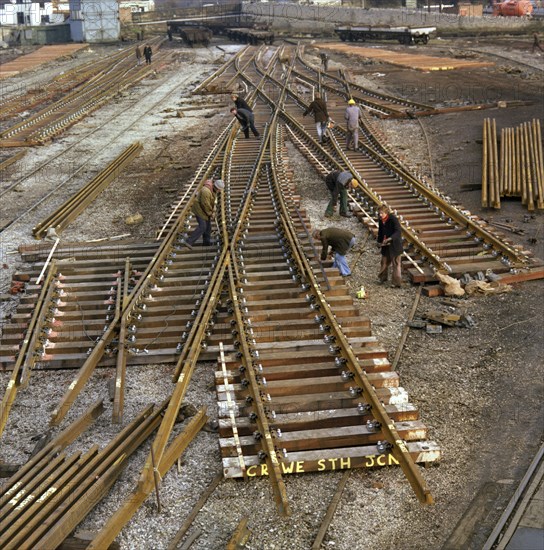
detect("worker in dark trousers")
(320, 52), (329, 71)
(143, 44), (152, 65)
(303, 92), (329, 144)
(377, 205), (403, 287)
(230, 107), (260, 139)
(183, 179), (224, 248)
(324, 170), (358, 218)
(532, 33), (543, 53)
(313, 227), (356, 277)
(231, 93), (252, 112)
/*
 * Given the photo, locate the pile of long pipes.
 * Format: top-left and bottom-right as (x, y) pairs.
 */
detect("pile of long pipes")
(482, 118), (544, 210)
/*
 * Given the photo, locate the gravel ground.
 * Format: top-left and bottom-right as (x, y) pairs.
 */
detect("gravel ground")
(0, 36), (543, 549)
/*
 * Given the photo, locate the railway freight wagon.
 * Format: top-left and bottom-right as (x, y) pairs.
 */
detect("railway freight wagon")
(335, 25), (436, 45)
(167, 23), (212, 46)
(226, 28), (274, 45)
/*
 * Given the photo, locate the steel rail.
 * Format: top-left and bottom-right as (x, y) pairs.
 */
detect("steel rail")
(310, 71), (524, 265)
(253, 53), (461, 278)
(269, 50), (530, 268)
(245, 54), (451, 271)
(0, 46), (137, 119)
(1, 57), (193, 235)
(166, 472), (223, 550)
(270, 91), (449, 271)
(102, 117), (251, 528)
(0, 399), (104, 502)
(0, 38), (164, 145)
(89, 408), (207, 550)
(4, 402), (168, 549)
(348, 192), (424, 275)
(112, 258), (132, 424)
(191, 45), (249, 95)
(0, 261), (57, 439)
(0, 151), (25, 171)
(32, 142), (143, 239)
(294, 47), (435, 113)
(482, 443), (544, 550)
(156, 124), (233, 240)
(224, 127), (292, 517)
(226, 517), (252, 549)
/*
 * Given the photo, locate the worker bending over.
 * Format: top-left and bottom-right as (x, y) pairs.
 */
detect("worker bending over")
(314, 227), (356, 277)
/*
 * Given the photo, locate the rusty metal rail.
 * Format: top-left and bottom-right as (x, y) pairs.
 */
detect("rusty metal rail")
(32, 142), (143, 239)
(0, 400), (168, 549)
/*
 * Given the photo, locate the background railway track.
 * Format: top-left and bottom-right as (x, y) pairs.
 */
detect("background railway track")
(0, 44), (212, 237)
(1, 40), (544, 546)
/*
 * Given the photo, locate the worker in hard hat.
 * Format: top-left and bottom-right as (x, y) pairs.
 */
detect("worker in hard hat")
(344, 98), (361, 151)
(324, 170), (358, 218)
(313, 227), (356, 277)
(183, 178), (224, 249)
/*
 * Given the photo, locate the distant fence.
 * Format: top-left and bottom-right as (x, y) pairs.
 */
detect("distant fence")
(242, 3), (536, 33)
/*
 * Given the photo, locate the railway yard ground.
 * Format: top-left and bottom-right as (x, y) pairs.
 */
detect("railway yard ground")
(0, 33), (543, 549)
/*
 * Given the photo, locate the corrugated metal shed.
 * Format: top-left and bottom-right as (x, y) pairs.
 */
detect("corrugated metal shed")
(69, 0), (120, 43)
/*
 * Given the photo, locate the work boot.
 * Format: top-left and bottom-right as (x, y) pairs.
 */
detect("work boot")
(340, 212), (352, 218)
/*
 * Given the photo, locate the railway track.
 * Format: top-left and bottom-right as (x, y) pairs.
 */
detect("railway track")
(0, 38), (165, 147)
(272, 46), (534, 277)
(3, 42), (539, 545)
(0, 46), (205, 236)
(0, 44), (442, 545)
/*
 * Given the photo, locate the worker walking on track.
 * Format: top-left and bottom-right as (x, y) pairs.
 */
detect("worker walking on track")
(313, 227), (356, 277)
(230, 107), (260, 139)
(183, 179), (224, 248)
(324, 170), (358, 218)
(135, 45), (142, 66)
(344, 99), (360, 151)
(303, 92), (330, 144)
(377, 205), (403, 287)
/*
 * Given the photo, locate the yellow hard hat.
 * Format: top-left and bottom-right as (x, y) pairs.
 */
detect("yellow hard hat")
(351, 179), (359, 188)
(348, 99), (356, 105)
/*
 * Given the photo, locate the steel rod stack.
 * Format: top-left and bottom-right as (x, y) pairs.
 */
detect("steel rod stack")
(482, 118), (543, 210)
(0, 402), (167, 550)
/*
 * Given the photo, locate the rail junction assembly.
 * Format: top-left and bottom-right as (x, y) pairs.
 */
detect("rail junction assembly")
(0, 43), (542, 546)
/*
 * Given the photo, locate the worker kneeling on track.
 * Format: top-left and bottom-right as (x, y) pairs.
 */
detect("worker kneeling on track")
(324, 170), (358, 218)
(183, 178), (224, 249)
(314, 227), (356, 277)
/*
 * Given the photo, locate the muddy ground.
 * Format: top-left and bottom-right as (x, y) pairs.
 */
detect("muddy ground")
(0, 35), (543, 549)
